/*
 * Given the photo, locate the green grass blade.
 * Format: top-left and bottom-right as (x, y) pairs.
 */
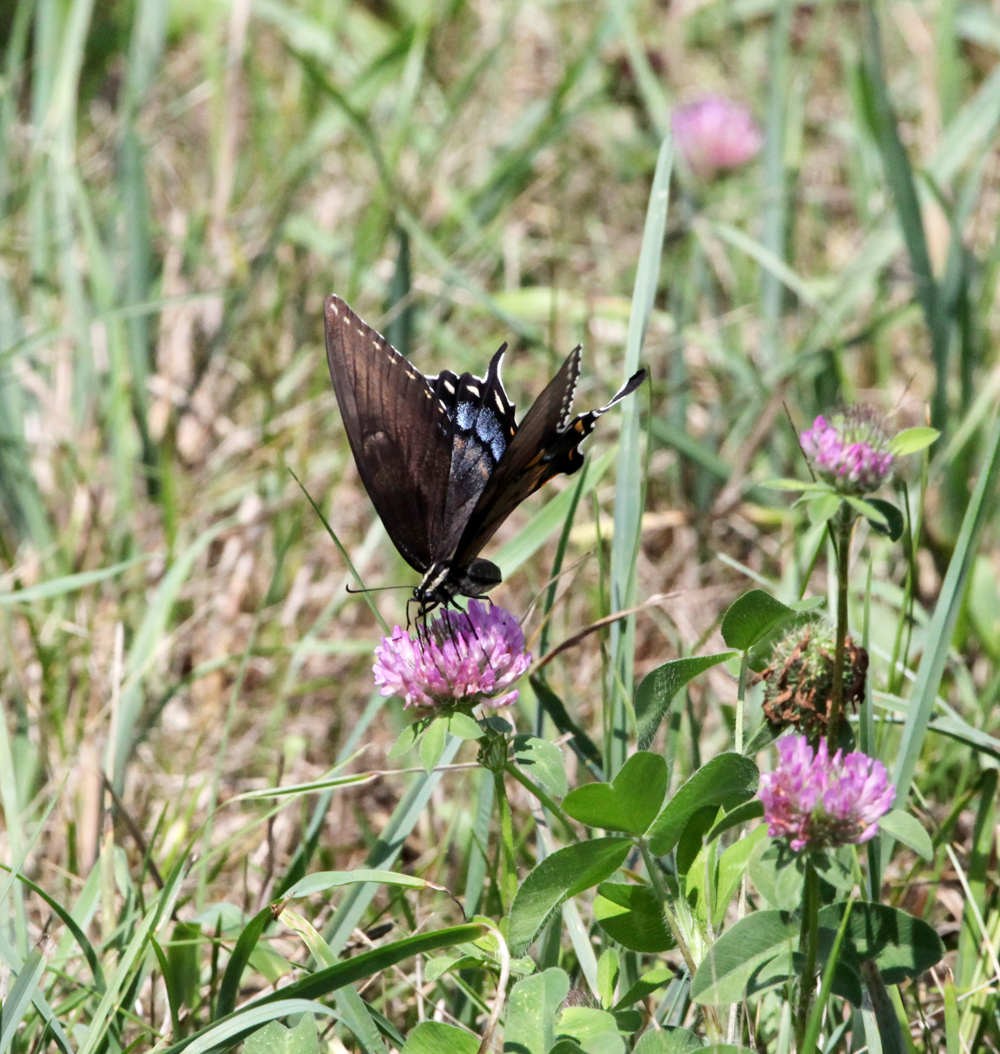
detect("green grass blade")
(860, 5), (949, 429)
(889, 412), (1000, 824)
(0, 555), (150, 606)
(0, 948), (46, 1054)
(607, 134), (672, 774)
(113, 518), (236, 787)
(323, 738), (462, 954)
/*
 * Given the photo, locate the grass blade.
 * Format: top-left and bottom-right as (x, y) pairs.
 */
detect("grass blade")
(607, 134), (672, 774)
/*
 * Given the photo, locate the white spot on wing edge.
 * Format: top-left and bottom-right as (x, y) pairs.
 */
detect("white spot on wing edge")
(466, 384), (480, 397)
(444, 380), (456, 393)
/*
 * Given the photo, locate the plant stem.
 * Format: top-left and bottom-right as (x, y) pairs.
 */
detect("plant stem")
(827, 507), (853, 747)
(796, 858), (820, 1048)
(493, 769), (518, 910)
(640, 842), (725, 1042)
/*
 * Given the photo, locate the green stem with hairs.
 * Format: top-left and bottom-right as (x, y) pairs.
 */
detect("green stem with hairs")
(478, 727), (518, 910)
(796, 857), (821, 1048)
(827, 506), (853, 747)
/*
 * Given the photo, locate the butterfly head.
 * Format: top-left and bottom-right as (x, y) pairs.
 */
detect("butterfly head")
(414, 557), (503, 618)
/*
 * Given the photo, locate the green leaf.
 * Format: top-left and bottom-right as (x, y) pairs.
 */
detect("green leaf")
(401, 1021), (479, 1054)
(711, 825), (770, 928)
(166, 921), (201, 1011)
(281, 870), (431, 899)
(243, 1015), (318, 1054)
(443, 712), (484, 740)
(691, 910), (799, 1005)
(595, 949), (619, 1009)
(420, 718), (448, 773)
(806, 493), (842, 524)
(635, 654), (735, 750)
(512, 734), (569, 798)
(503, 969), (570, 1054)
(706, 800), (764, 841)
(508, 839), (631, 953)
(647, 754), (759, 856)
(889, 426), (939, 455)
(563, 752), (667, 835)
(530, 676), (604, 775)
(0, 948), (46, 1053)
(877, 810), (933, 861)
(594, 883), (674, 953)
(0, 555), (150, 607)
(720, 591), (795, 651)
(633, 1028), (704, 1054)
(844, 494), (888, 525)
(613, 968), (673, 1012)
(556, 1007), (625, 1054)
(866, 499), (904, 540)
(748, 840), (805, 911)
(817, 902), (944, 984)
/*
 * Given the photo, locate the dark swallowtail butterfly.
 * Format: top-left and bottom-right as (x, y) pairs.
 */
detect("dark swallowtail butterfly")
(324, 295), (646, 616)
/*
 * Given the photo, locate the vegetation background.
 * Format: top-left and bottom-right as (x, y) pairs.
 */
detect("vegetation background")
(0, 0), (999, 1048)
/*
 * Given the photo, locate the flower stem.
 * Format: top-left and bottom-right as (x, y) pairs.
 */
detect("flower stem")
(827, 507), (853, 747)
(640, 842), (725, 1042)
(493, 768), (518, 912)
(796, 858), (820, 1047)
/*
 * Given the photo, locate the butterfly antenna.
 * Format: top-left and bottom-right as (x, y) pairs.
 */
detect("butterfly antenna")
(345, 583), (409, 595)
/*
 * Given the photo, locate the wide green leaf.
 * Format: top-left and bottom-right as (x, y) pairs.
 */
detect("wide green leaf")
(817, 902), (944, 984)
(512, 734), (569, 797)
(563, 752), (667, 835)
(633, 1030), (703, 1054)
(635, 654), (735, 750)
(889, 426), (939, 455)
(401, 1021), (479, 1054)
(508, 839), (631, 952)
(877, 809), (932, 860)
(720, 591), (795, 651)
(243, 1015), (318, 1054)
(503, 969), (570, 1054)
(556, 1007), (625, 1054)
(593, 883), (674, 953)
(691, 911), (798, 1005)
(647, 754), (759, 856)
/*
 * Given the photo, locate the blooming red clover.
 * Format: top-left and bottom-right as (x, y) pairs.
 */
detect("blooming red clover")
(672, 95), (763, 180)
(759, 735), (894, 852)
(800, 408), (894, 495)
(373, 601), (531, 711)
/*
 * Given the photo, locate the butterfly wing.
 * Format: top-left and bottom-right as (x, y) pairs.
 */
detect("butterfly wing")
(324, 295), (455, 574)
(452, 348), (646, 564)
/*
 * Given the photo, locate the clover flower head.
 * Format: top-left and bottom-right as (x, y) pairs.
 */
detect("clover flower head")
(760, 621), (868, 738)
(759, 735), (895, 852)
(373, 601), (531, 710)
(672, 95), (763, 180)
(800, 407), (894, 494)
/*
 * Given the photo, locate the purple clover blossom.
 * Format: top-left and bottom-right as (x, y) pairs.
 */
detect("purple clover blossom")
(759, 735), (895, 852)
(672, 95), (763, 180)
(373, 601), (531, 711)
(800, 408), (894, 495)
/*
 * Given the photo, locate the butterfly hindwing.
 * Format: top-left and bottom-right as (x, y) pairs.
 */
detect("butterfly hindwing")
(452, 350), (646, 564)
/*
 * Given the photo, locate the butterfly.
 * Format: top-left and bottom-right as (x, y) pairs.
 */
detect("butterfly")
(324, 295), (646, 617)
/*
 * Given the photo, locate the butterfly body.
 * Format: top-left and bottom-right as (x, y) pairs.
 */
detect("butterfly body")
(324, 295), (645, 616)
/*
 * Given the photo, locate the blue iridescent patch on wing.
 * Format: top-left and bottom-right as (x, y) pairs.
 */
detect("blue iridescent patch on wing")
(454, 402), (475, 431)
(476, 407), (506, 460)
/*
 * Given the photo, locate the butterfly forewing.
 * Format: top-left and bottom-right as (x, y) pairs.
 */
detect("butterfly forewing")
(324, 295), (455, 573)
